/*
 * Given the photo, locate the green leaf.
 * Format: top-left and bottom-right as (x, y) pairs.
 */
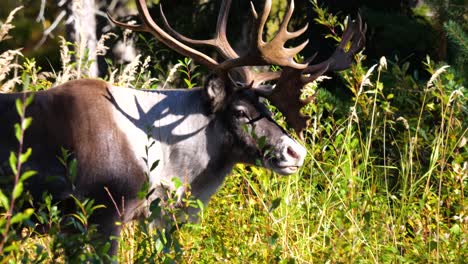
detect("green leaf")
(184, 79), (192, 88)
(10, 208), (34, 224)
(138, 182), (150, 200)
(19, 147), (32, 163)
(20, 170), (37, 181)
(450, 224), (461, 235)
(257, 136), (267, 149)
(3, 244), (19, 253)
(15, 99), (23, 116)
(196, 199), (204, 211)
(22, 117), (33, 130)
(9, 152), (17, 175)
(12, 181), (24, 200)
(91, 204), (106, 211)
(269, 198), (282, 212)
(155, 238), (164, 253)
(172, 177), (183, 189)
(69, 159), (78, 180)
(376, 81), (384, 91)
(150, 160), (160, 172)
(14, 123), (21, 142)
(0, 189), (9, 210)
(70, 213), (86, 226)
(25, 94), (34, 107)
(255, 159), (262, 167)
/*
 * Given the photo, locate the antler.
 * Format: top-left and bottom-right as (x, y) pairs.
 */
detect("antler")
(109, 0), (308, 81)
(108, 0), (219, 71)
(218, 0), (309, 71)
(255, 15), (366, 138)
(159, 0), (308, 86)
(156, 0), (365, 137)
(108, 0), (365, 138)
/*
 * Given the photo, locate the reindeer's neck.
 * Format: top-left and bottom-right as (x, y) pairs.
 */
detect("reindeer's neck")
(108, 86), (235, 205)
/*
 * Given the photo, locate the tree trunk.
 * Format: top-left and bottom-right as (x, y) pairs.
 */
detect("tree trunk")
(66, 0), (98, 77)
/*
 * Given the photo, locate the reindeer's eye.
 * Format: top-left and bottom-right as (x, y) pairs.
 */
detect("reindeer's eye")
(234, 108), (249, 120)
(235, 109), (247, 118)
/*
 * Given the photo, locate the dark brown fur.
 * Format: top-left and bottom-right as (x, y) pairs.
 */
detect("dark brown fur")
(0, 79), (146, 254)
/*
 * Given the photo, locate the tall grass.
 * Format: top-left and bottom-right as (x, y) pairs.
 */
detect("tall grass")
(174, 55), (466, 262)
(171, 7), (466, 263)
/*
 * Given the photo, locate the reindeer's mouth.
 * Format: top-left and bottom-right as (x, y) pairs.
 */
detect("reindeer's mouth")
(261, 137), (306, 175)
(273, 165), (299, 175)
(264, 157), (300, 175)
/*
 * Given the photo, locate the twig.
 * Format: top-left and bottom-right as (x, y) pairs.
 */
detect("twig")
(34, 10), (67, 49)
(104, 186), (123, 218)
(36, 0), (46, 22)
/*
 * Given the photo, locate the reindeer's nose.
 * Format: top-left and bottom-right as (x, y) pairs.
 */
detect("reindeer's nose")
(280, 136), (306, 165)
(268, 136), (307, 175)
(287, 146), (299, 159)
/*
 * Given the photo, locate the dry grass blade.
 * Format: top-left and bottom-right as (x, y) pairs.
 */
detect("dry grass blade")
(427, 65), (450, 89)
(54, 37), (76, 85)
(0, 6), (24, 92)
(0, 49), (23, 92)
(95, 32), (118, 56)
(0, 6), (23, 42)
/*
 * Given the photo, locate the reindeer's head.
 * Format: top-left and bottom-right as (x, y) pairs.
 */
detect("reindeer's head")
(109, 0), (365, 175)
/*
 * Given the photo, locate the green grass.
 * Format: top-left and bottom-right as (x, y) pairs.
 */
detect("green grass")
(154, 59), (466, 263)
(113, 59), (466, 263)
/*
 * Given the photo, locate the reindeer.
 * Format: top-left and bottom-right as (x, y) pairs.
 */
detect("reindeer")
(0, 0), (364, 256)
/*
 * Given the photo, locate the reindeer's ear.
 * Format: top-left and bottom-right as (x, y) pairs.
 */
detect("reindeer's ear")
(203, 75), (230, 113)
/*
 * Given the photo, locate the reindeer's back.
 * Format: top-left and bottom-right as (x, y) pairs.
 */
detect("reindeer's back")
(0, 79), (145, 211)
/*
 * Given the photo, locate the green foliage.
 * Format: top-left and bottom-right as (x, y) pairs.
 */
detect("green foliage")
(0, 77), (36, 257)
(178, 55), (466, 263)
(310, 0), (341, 41)
(444, 20), (468, 73)
(118, 130), (204, 263)
(177, 58), (200, 89)
(174, 4), (467, 262)
(419, 0), (467, 76)
(0, 78), (114, 263)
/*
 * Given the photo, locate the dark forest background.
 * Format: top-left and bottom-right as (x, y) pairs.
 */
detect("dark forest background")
(0, 0), (466, 84)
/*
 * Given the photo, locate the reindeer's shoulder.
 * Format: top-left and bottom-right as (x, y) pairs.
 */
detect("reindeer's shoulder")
(51, 79), (108, 94)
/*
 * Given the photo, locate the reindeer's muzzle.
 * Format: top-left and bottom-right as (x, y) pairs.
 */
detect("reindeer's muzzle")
(264, 136), (306, 175)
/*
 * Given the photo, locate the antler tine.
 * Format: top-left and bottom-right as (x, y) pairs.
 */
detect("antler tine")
(257, 15), (366, 137)
(279, 0), (309, 40)
(159, 0), (238, 59)
(301, 15), (366, 83)
(219, 0), (309, 71)
(257, 0), (309, 69)
(107, 11), (149, 33)
(250, 0), (270, 46)
(216, 0), (237, 57)
(108, 0), (219, 70)
(272, 0), (310, 64)
(159, 0), (309, 85)
(159, 0), (259, 83)
(237, 0), (311, 87)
